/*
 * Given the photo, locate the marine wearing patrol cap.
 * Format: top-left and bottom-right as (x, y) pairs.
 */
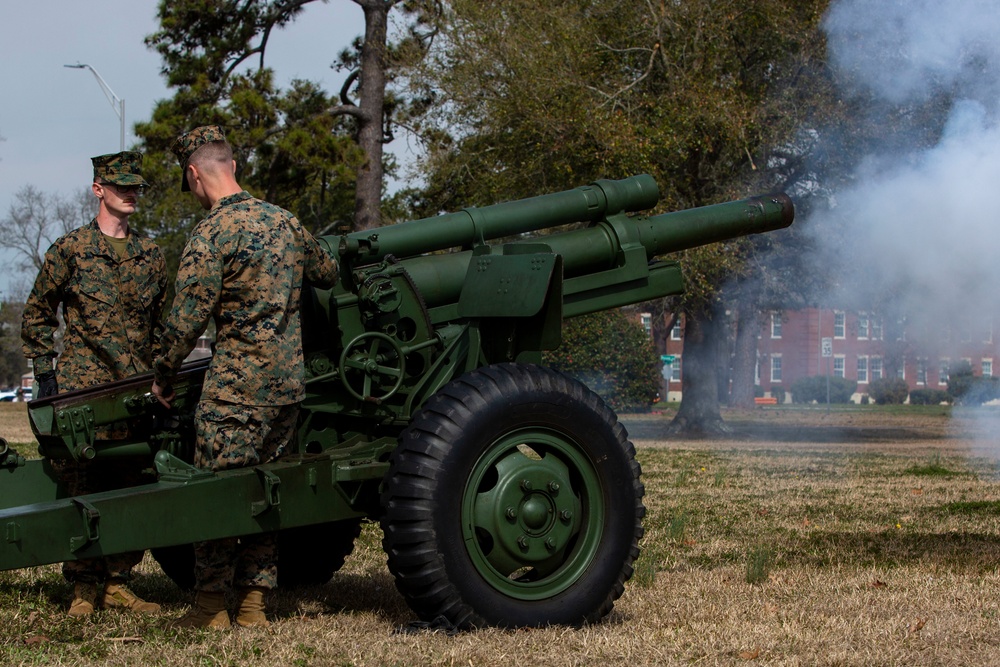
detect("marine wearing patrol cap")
(91, 151), (150, 187)
(170, 125), (228, 192)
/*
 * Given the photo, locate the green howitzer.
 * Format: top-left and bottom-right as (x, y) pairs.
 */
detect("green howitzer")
(0, 175), (793, 629)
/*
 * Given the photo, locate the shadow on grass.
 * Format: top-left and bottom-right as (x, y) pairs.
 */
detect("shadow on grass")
(788, 529), (1000, 571)
(625, 420), (934, 444)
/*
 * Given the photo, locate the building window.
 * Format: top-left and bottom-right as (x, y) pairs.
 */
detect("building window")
(983, 359), (993, 377)
(857, 313), (869, 339)
(640, 313), (652, 337)
(770, 312), (782, 339)
(833, 356), (845, 378)
(939, 360), (949, 385)
(670, 320), (682, 340)
(771, 355), (782, 383)
(897, 365), (905, 381)
(917, 359), (927, 385)
(871, 356), (883, 382)
(857, 356), (868, 384)
(834, 311), (846, 339)
(872, 318), (883, 341)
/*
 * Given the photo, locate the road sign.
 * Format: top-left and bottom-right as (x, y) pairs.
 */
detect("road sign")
(821, 337), (833, 358)
(660, 355), (676, 363)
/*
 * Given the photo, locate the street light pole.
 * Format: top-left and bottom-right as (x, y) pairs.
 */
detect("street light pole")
(64, 63), (125, 151)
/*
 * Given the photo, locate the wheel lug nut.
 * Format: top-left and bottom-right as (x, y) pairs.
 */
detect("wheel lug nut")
(521, 479), (533, 491)
(505, 507), (517, 520)
(517, 535), (529, 551)
(548, 481), (560, 493)
(545, 538), (556, 551)
(560, 510), (573, 522)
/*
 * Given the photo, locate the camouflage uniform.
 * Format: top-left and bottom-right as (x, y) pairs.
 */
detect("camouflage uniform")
(155, 126), (338, 592)
(20, 151), (167, 585)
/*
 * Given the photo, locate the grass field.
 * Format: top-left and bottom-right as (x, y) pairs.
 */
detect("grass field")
(2, 402), (1000, 666)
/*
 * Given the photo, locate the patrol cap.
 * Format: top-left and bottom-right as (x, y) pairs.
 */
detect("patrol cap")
(91, 151), (149, 187)
(170, 125), (228, 192)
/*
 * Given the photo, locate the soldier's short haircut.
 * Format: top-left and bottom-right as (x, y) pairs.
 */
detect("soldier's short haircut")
(189, 140), (233, 168)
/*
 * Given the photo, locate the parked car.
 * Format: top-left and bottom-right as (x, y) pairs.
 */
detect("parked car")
(0, 390), (21, 402)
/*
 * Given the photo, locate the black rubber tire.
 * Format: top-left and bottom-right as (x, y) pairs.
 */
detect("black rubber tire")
(151, 518), (363, 589)
(380, 363), (645, 629)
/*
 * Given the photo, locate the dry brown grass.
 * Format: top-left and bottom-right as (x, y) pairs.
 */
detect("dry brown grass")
(3, 404), (1000, 666)
(0, 403), (35, 449)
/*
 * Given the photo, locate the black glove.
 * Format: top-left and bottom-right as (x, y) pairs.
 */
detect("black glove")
(35, 371), (59, 398)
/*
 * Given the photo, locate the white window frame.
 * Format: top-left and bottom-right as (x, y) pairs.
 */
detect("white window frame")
(870, 356), (883, 382)
(833, 355), (845, 378)
(857, 313), (869, 340)
(770, 355), (782, 383)
(983, 359), (993, 378)
(857, 356), (868, 384)
(770, 312), (782, 339)
(834, 311), (846, 339)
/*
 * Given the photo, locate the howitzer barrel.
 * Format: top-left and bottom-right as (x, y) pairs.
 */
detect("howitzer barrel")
(395, 191), (794, 309)
(337, 174), (660, 263)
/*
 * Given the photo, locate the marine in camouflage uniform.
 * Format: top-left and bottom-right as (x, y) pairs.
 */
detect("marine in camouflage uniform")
(20, 151), (167, 616)
(152, 125), (338, 629)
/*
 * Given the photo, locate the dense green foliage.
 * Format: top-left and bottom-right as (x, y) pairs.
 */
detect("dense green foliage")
(868, 377), (909, 405)
(543, 310), (660, 413)
(789, 375), (857, 404)
(908, 388), (951, 406)
(947, 360), (999, 406)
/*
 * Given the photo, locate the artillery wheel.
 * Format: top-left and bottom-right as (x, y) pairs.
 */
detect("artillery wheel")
(380, 363), (645, 629)
(151, 518), (363, 589)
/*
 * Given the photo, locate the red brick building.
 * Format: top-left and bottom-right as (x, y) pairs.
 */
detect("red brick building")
(659, 308), (998, 403)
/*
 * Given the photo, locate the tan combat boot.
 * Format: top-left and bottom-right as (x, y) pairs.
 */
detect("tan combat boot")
(235, 586), (271, 628)
(104, 580), (161, 613)
(171, 590), (231, 630)
(68, 581), (99, 617)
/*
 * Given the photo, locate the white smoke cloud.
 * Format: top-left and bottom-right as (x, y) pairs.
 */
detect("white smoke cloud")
(817, 0), (1000, 449)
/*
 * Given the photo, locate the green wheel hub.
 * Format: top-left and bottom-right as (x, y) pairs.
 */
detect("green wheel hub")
(462, 428), (603, 600)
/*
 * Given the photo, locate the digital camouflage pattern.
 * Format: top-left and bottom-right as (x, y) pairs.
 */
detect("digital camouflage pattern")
(154, 191), (338, 405)
(21, 220), (167, 387)
(21, 218), (166, 586)
(189, 400), (298, 591)
(170, 125), (227, 191)
(91, 151), (150, 187)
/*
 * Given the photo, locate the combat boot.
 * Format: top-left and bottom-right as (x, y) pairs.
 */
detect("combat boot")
(103, 579), (161, 613)
(68, 581), (99, 617)
(235, 586), (271, 628)
(171, 590), (231, 630)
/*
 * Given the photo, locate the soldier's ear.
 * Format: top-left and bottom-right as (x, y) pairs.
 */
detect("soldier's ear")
(92, 181), (104, 199)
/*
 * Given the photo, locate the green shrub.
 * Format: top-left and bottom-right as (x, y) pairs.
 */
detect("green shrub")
(771, 386), (786, 404)
(868, 377), (910, 405)
(789, 375), (857, 404)
(543, 309), (660, 413)
(947, 360), (1000, 406)
(909, 388), (951, 405)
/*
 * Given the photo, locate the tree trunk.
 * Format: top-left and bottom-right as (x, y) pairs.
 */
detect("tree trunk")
(730, 302), (763, 408)
(354, 0), (389, 231)
(667, 304), (731, 436)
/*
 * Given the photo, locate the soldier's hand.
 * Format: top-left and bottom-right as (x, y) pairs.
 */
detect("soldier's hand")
(151, 380), (175, 408)
(35, 371), (59, 398)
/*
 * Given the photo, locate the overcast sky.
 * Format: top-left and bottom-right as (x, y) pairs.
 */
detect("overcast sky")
(0, 2), (367, 299)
